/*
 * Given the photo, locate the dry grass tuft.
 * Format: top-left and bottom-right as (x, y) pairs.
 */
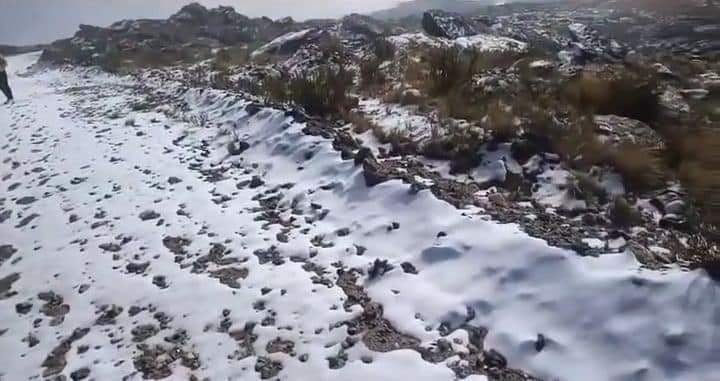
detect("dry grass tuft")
(421, 120), (485, 173)
(608, 143), (665, 192)
(262, 65), (353, 117)
(360, 57), (385, 90)
(566, 72), (660, 123)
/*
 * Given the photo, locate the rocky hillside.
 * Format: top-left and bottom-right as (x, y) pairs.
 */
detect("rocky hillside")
(38, 1), (720, 273)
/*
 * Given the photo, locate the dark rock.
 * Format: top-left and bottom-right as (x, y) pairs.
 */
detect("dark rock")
(245, 103), (264, 115)
(368, 259), (394, 280)
(484, 349), (507, 368)
(362, 157), (390, 187)
(422, 10), (477, 39)
(96, 305), (123, 325)
(139, 210), (160, 221)
(99, 243), (122, 252)
(153, 276), (169, 289)
(126, 261), (150, 274)
(70, 367), (90, 380)
(249, 176), (265, 189)
(227, 141), (250, 156)
(16, 196), (37, 205)
(400, 262), (418, 274)
(354, 147), (373, 167)
(255, 357), (282, 379)
(162, 236), (191, 255)
(16, 302), (33, 314)
(0, 244), (17, 266)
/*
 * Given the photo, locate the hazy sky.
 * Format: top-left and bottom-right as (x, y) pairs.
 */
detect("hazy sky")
(0, 0), (407, 45)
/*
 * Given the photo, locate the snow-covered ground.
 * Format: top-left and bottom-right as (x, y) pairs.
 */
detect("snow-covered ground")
(1, 53), (720, 381)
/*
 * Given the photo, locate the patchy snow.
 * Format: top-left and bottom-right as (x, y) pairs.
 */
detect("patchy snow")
(529, 162), (587, 212)
(1, 52), (720, 381)
(453, 34), (528, 53)
(388, 32), (526, 53)
(387, 32), (447, 50)
(583, 238), (606, 249)
(470, 144), (522, 185)
(357, 98), (436, 141)
(251, 28), (317, 58)
(529, 60), (555, 69)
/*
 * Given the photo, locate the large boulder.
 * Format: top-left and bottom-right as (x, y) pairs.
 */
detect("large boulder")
(251, 28), (332, 58)
(422, 10), (477, 39)
(593, 115), (664, 149)
(565, 22), (625, 65)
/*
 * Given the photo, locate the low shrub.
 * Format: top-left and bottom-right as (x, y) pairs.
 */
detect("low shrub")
(675, 128), (720, 227)
(360, 57), (385, 90)
(262, 65), (353, 116)
(609, 143), (665, 192)
(421, 119), (485, 173)
(426, 47), (477, 96)
(372, 37), (396, 62)
(484, 101), (518, 142)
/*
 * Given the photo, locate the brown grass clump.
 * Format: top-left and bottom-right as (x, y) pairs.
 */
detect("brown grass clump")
(360, 57), (385, 91)
(426, 47), (477, 97)
(261, 75), (289, 103)
(346, 112), (418, 155)
(485, 101), (518, 142)
(608, 143), (666, 192)
(288, 66), (353, 116)
(421, 120), (485, 173)
(212, 46), (249, 71)
(346, 111), (378, 134)
(566, 72), (660, 123)
(675, 128), (720, 226)
(372, 37), (395, 62)
(262, 65), (353, 116)
(403, 57), (428, 89)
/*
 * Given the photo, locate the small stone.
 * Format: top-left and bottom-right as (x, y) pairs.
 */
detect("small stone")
(249, 176), (265, 189)
(400, 262), (418, 274)
(70, 367), (91, 380)
(16, 302), (33, 314)
(139, 210), (160, 221)
(152, 276), (169, 289)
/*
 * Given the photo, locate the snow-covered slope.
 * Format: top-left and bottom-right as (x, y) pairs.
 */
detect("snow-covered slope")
(1, 53), (720, 381)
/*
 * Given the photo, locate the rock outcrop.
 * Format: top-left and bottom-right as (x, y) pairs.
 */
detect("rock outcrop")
(422, 10), (477, 39)
(40, 3), (297, 67)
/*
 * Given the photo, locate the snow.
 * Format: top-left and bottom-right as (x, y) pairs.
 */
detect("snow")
(387, 32), (446, 50)
(453, 34), (528, 53)
(251, 28), (315, 58)
(470, 144), (522, 185)
(388, 32), (527, 53)
(358, 98), (436, 141)
(530, 162), (587, 212)
(582, 238), (606, 249)
(529, 60), (555, 69)
(2, 52), (720, 381)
